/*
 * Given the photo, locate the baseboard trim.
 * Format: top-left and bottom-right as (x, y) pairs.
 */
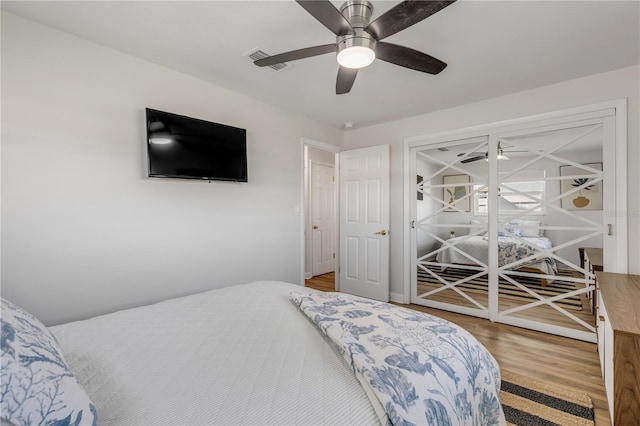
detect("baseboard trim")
(305, 272), (312, 280)
(389, 292), (404, 304)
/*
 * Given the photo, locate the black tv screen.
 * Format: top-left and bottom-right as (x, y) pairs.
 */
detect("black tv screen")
(146, 108), (247, 182)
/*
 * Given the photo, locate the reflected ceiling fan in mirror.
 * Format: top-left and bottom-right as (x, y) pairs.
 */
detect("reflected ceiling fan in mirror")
(253, 0), (456, 94)
(457, 142), (528, 163)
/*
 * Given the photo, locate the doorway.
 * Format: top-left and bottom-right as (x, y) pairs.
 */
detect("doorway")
(303, 143), (339, 288)
(301, 140), (392, 301)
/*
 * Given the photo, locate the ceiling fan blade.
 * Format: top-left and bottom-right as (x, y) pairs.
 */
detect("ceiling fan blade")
(461, 156), (485, 164)
(457, 152), (484, 157)
(336, 66), (358, 95)
(296, 0), (354, 36)
(376, 42), (447, 74)
(366, 0), (456, 41)
(254, 44), (336, 67)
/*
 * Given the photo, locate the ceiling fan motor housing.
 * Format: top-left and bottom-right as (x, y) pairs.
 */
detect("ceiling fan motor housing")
(340, 0), (373, 28)
(337, 0), (377, 67)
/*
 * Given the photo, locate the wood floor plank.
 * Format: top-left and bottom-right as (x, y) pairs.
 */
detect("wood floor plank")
(304, 273), (610, 425)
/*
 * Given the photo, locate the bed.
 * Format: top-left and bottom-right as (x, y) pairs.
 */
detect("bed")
(436, 232), (557, 286)
(1, 281), (505, 425)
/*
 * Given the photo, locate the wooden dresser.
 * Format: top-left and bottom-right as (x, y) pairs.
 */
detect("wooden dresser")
(595, 271), (640, 425)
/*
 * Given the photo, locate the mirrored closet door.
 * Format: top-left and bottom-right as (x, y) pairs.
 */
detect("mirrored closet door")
(413, 136), (491, 319)
(409, 104), (622, 342)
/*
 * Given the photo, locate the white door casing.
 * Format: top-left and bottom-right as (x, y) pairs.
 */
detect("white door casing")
(339, 145), (390, 301)
(311, 162), (335, 276)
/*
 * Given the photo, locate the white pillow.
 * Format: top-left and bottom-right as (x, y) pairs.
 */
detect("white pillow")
(1, 298), (97, 426)
(519, 220), (542, 237)
(499, 221), (523, 237)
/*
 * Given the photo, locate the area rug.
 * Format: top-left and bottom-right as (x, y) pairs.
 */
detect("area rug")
(417, 268), (584, 311)
(500, 370), (594, 426)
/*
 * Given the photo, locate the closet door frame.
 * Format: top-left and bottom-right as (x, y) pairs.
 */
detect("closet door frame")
(403, 99), (628, 309)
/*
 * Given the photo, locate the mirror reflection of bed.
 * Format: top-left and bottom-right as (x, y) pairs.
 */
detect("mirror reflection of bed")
(436, 222), (555, 286)
(414, 126), (603, 336)
(417, 220), (596, 332)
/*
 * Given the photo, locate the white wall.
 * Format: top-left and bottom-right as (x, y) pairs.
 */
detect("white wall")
(0, 13), (343, 325)
(344, 65), (640, 297)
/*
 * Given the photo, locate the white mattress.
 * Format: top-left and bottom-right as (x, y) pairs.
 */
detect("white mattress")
(49, 281), (379, 425)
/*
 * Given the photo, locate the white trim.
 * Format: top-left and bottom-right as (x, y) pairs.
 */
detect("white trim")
(300, 138), (341, 290)
(488, 135), (499, 322)
(418, 300), (490, 319)
(389, 292), (404, 304)
(405, 100), (620, 146)
(301, 137), (342, 153)
(498, 315), (597, 343)
(613, 99), (628, 273)
(403, 141), (412, 303)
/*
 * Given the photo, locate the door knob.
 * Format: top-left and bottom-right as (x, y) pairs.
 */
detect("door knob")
(313, 225), (319, 229)
(374, 230), (388, 236)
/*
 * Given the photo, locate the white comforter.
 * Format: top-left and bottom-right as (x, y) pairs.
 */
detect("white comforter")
(49, 281), (379, 425)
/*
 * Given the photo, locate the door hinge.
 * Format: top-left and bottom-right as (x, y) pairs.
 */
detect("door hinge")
(333, 253), (336, 259)
(410, 220), (416, 229)
(333, 175), (335, 182)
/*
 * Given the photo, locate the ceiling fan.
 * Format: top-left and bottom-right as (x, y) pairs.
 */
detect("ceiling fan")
(253, 0), (456, 94)
(457, 142), (529, 163)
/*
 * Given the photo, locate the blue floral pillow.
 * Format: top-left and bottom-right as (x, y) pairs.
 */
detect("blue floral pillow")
(500, 220), (523, 237)
(1, 298), (97, 426)
(482, 220), (523, 239)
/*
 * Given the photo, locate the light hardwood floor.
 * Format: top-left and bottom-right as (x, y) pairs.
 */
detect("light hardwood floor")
(305, 272), (610, 425)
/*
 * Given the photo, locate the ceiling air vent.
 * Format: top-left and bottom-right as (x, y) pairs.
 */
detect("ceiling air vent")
(244, 48), (293, 72)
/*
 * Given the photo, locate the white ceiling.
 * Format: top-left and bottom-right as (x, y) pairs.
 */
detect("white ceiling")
(2, 1), (639, 129)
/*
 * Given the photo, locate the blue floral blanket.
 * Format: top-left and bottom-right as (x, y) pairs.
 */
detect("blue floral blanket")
(291, 292), (505, 426)
(494, 236), (557, 274)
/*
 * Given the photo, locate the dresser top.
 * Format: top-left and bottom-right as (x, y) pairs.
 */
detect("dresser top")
(596, 272), (640, 335)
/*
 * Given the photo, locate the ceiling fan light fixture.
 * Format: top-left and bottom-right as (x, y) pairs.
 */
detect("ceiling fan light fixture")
(336, 29), (377, 69)
(497, 145), (510, 160)
(497, 150), (509, 160)
(254, 0), (454, 94)
(337, 45), (375, 69)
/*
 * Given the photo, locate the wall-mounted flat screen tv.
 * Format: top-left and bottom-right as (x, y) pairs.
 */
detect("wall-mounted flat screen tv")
(146, 108), (247, 182)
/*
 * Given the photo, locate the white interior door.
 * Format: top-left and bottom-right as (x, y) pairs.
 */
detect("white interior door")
(339, 145), (390, 301)
(311, 162), (335, 276)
